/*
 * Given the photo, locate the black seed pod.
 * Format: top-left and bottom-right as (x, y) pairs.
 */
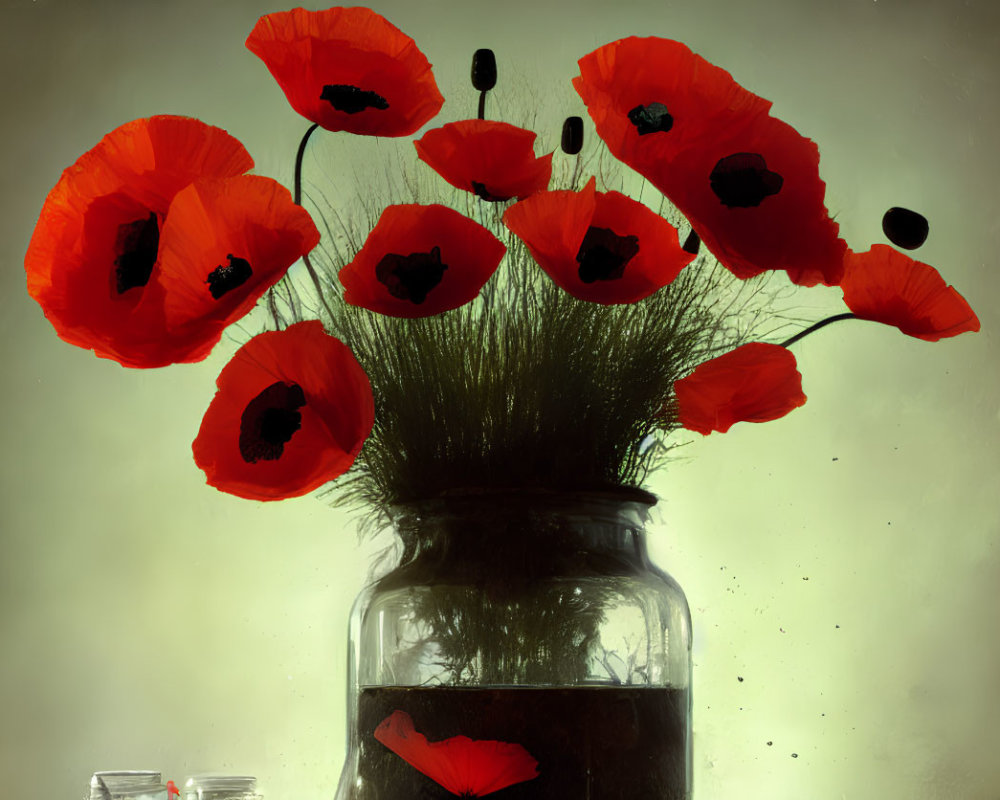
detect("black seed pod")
(471, 49), (497, 92)
(561, 116), (584, 155)
(882, 206), (929, 250)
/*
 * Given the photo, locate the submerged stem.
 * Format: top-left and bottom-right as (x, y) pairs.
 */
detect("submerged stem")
(779, 312), (857, 348)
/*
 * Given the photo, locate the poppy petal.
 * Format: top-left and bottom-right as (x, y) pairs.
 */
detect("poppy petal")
(503, 176), (694, 303)
(574, 37), (845, 287)
(414, 120), (553, 201)
(374, 710), (539, 797)
(674, 342), (807, 435)
(154, 175), (320, 345)
(339, 204), (506, 317)
(246, 7), (444, 136)
(574, 37), (772, 169)
(841, 244), (979, 341)
(503, 177), (597, 285)
(656, 116), (847, 287)
(192, 321), (374, 500)
(24, 115), (254, 367)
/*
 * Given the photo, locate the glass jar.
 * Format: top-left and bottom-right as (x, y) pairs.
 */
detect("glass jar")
(182, 776), (260, 800)
(89, 771), (168, 800)
(334, 488), (692, 800)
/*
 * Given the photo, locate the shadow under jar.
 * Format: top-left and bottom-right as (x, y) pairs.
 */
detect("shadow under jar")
(334, 488), (692, 800)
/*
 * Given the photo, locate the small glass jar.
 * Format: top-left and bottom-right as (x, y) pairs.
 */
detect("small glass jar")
(89, 771), (168, 800)
(182, 776), (260, 800)
(334, 488), (693, 800)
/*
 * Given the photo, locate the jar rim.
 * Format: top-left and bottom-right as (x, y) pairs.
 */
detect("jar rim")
(388, 485), (657, 514)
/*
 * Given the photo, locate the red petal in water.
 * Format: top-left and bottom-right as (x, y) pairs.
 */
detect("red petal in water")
(374, 710), (539, 797)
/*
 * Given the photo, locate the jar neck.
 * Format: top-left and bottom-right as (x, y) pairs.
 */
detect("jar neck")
(380, 488), (657, 586)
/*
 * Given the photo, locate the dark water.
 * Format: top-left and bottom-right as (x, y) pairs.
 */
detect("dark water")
(353, 685), (690, 799)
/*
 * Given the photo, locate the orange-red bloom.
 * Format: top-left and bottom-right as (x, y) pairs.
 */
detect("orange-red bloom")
(246, 7), (444, 136)
(503, 176), (695, 304)
(841, 245), (980, 341)
(414, 120), (553, 201)
(24, 115), (319, 368)
(192, 321), (374, 501)
(375, 710), (539, 797)
(674, 342), (806, 435)
(339, 204), (506, 317)
(574, 37), (845, 287)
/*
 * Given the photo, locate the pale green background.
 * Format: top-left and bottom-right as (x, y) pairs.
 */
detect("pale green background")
(2, 0), (998, 798)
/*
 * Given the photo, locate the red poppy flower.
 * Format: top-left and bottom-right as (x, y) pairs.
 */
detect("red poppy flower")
(840, 245), (980, 341)
(23, 116), (319, 368)
(339, 204), (506, 317)
(192, 321), (374, 501)
(502, 176), (695, 304)
(674, 342), (807, 435)
(414, 120), (553, 201)
(245, 7), (444, 136)
(574, 37), (845, 287)
(374, 710), (539, 797)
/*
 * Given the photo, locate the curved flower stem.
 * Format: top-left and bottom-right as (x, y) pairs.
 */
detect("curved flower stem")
(293, 122), (320, 206)
(779, 312), (858, 348)
(292, 122), (337, 323)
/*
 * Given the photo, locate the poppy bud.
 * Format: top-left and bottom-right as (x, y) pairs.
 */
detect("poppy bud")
(682, 229), (701, 255)
(561, 116), (583, 155)
(471, 48), (497, 91)
(882, 206), (928, 250)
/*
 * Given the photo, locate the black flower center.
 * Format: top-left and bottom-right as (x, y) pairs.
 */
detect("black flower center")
(576, 226), (640, 283)
(239, 381), (306, 464)
(709, 153), (783, 208)
(320, 84), (389, 114)
(627, 102), (674, 135)
(114, 212), (159, 294)
(471, 181), (511, 203)
(376, 245), (448, 304)
(207, 253), (253, 299)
